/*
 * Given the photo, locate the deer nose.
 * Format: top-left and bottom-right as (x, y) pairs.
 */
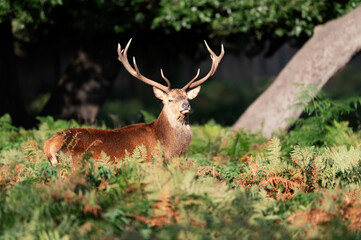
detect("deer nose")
(182, 102), (190, 110)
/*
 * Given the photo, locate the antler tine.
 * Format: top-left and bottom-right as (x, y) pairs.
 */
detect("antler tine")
(123, 38), (132, 58)
(132, 57), (142, 78)
(204, 40), (216, 58)
(184, 41), (224, 90)
(160, 69), (171, 90)
(181, 69), (200, 90)
(117, 39), (169, 93)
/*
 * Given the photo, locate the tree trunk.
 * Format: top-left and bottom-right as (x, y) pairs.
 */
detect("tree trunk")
(232, 5), (361, 137)
(41, 42), (119, 124)
(0, 20), (33, 127)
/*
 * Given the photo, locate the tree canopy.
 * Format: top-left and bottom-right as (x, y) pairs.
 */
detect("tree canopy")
(2, 0), (360, 47)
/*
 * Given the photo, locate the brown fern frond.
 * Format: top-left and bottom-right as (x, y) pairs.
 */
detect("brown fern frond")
(83, 204), (102, 217)
(287, 209), (331, 228)
(0, 163), (24, 189)
(260, 176), (301, 200)
(252, 140), (271, 151)
(262, 176), (301, 190)
(241, 154), (260, 177)
(150, 195), (180, 227)
(23, 141), (40, 162)
(341, 191), (361, 231)
(233, 175), (255, 188)
(196, 166), (220, 178)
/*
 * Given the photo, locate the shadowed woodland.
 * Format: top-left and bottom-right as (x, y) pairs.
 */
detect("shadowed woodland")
(2, 1), (361, 239)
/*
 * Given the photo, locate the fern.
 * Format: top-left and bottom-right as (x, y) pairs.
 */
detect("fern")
(188, 120), (226, 157)
(317, 146), (361, 187)
(287, 84), (361, 147)
(2, 114), (361, 239)
(263, 137), (288, 173)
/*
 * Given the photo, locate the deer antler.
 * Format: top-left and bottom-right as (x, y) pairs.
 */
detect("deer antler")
(182, 41), (224, 90)
(117, 39), (170, 92)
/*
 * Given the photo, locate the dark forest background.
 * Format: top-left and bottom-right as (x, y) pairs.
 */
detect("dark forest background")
(1, 0), (361, 128)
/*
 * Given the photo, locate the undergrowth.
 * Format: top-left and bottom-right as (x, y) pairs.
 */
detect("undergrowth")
(1, 90), (361, 239)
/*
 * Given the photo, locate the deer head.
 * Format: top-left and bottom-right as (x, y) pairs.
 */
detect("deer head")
(117, 39), (224, 125)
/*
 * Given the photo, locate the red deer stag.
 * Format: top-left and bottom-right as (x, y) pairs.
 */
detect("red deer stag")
(44, 39), (224, 165)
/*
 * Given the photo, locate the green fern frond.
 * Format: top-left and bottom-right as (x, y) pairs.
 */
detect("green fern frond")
(290, 145), (316, 170)
(263, 137), (287, 173)
(132, 145), (147, 163)
(317, 146), (361, 187)
(267, 137), (281, 163)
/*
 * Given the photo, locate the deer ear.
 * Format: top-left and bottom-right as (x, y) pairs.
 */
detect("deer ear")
(153, 87), (167, 100)
(187, 86), (201, 100)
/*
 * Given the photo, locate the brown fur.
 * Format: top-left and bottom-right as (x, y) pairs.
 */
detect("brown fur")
(43, 89), (195, 165)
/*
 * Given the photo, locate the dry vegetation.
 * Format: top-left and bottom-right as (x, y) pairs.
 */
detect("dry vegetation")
(1, 92), (361, 239)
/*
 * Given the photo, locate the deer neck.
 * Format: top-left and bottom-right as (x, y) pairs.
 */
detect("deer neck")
(154, 107), (192, 158)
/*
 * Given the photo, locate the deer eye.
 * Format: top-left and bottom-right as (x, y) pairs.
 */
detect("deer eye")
(168, 99), (173, 102)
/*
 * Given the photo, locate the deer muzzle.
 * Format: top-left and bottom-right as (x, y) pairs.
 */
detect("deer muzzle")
(181, 102), (191, 114)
